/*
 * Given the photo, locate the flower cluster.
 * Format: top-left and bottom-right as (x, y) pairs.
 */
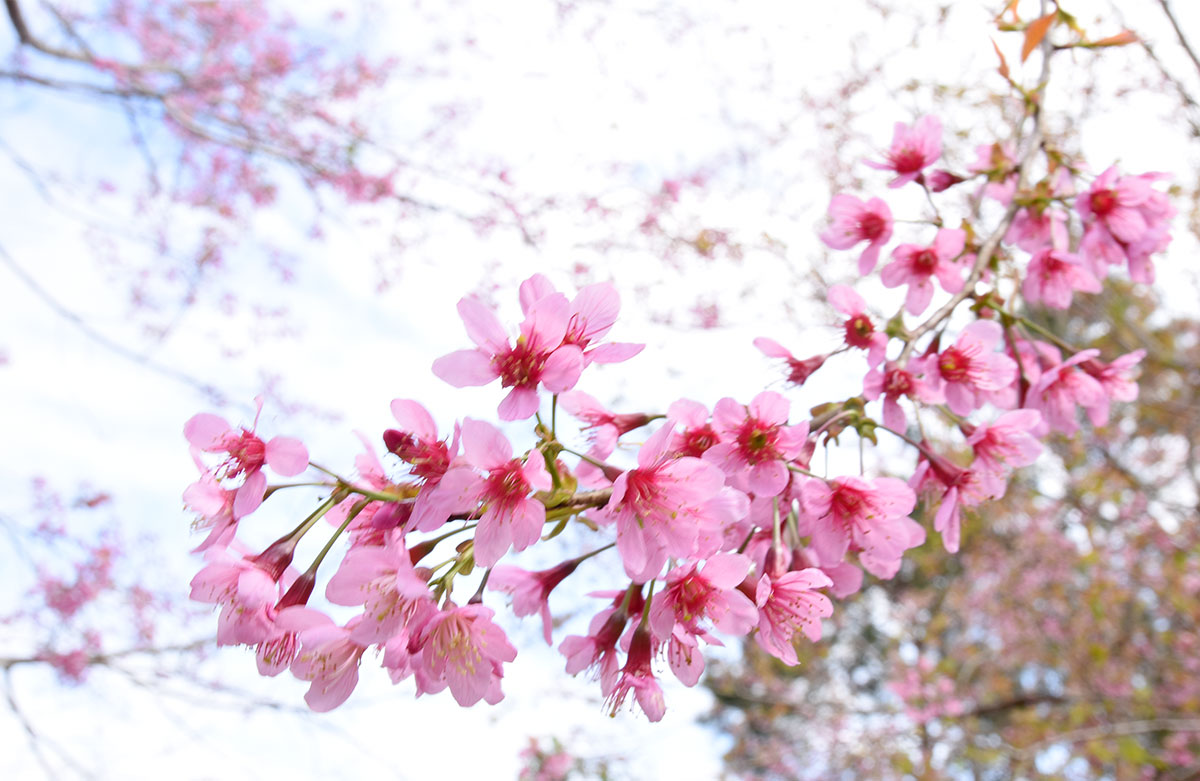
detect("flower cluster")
(182, 110), (1166, 721)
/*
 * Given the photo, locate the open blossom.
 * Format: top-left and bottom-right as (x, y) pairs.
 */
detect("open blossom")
(649, 553), (758, 643)
(278, 608), (367, 712)
(489, 560), (581, 644)
(559, 390), (654, 485)
(428, 418), (551, 567)
(754, 568), (834, 665)
(881, 229), (967, 316)
(412, 602), (517, 707)
(189, 551), (279, 646)
(184, 397), (309, 517)
(560, 590), (643, 695)
(828, 285), (887, 368)
(183, 460), (238, 553)
(799, 476), (921, 574)
(910, 452), (990, 554)
(324, 538), (432, 646)
(968, 141), (1018, 203)
(966, 409), (1043, 495)
(518, 274), (644, 365)
(1026, 349), (1107, 435)
(933, 320), (1018, 416)
(705, 392), (809, 496)
(1080, 349), (1145, 425)
(432, 290), (584, 421)
(865, 115), (942, 188)
(1077, 166), (1173, 281)
(1024, 246), (1101, 309)
(383, 399), (461, 532)
(819, 194), (894, 274)
(665, 398), (719, 458)
(863, 356), (944, 432)
(596, 425), (747, 581)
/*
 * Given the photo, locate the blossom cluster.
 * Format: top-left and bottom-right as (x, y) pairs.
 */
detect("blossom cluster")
(182, 112), (1167, 721)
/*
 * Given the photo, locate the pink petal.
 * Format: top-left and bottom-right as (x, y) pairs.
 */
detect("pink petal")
(432, 349), (499, 387)
(184, 413), (231, 449)
(518, 274), (557, 315)
(521, 293), (570, 350)
(461, 418), (512, 469)
(541, 345), (584, 393)
(827, 285), (865, 317)
(753, 337), (792, 359)
(457, 296), (509, 352)
(572, 283), (621, 339)
(233, 470), (268, 517)
(390, 399), (438, 441)
(266, 436), (309, 476)
(498, 387), (541, 421)
(586, 342), (644, 364)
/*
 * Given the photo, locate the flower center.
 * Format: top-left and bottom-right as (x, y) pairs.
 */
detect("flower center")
(857, 212), (886, 241)
(939, 348), (971, 383)
(891, 148), (926, 175)
(1090, 188), (1117, 217)
(493, 340), (545, 389)
(913, 248), (938, 274)
(844, 315), (875, 349)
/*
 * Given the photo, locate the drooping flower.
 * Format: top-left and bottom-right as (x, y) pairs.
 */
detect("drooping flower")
(324, 538), (433, 646)
(862, 356), (944, 432)
(1026, 349), (1107, 435)
(1023, 247), (1101, 309)
(278, 608), (367, 712)
(881, 229), (967, 316)
(910, 451), (990, 554)
(383, 399), (460, 532)
(754, 568), (834, 665)
(432, 292), (583, 421)
(189, 550), (280, 646)
(864, 115), (943, 188)
(605, 625), (666, 722)
(411, 602), (517, 707)
(489, 559), (581, 644)
(819, 194), (894, 273)
(753, 337), (829, 388)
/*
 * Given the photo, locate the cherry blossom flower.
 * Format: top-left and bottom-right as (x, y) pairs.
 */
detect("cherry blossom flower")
(183, 462), (238, 553)
(865, 115), (943, 188)
(968, 141), (1018, 203)
(324, 538), (432, 646)
(753, 337), (829, 388)
(828, 284), (888, 368)
(966, 409), (1043, 495)
(705, 392), (809, 497)
(184, 397), (309, 517)
(560, 593), (640, 696)
(863, 356), (944, 432)
(597, 425), (746, 581)
(819, 194), (894, 274)
(1080, 349), (1145, 426)
(932, 320), (1018, 416)
(432, 292), (584, 421)
(383, 399), (460, 531)
(605, 625), (665, 721)
(278, 608), (367, 712)
(1077, 166), (1173, 281)
(189, 551), (279, 646)
(910, 452), (990, 554)
(754, 568), (834, 665)
(489, 559), (581, 644)
(799, 475), (921, 573)
(429, 418), (551, 567)
(881, 229), (967, 316)
(665, 398), (719, 458)
(558, 390), (655, 485)
(648, 553), (758, 643)
(519, 274), (644, 365)
(1026, 349), (1107, 435)
(1023, 247), (1101, 309)
(411, 602), (517, 707)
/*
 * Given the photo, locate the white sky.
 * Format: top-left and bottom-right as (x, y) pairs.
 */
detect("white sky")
(2, 0), (1199, 778)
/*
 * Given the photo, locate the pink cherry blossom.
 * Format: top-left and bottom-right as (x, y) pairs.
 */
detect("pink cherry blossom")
(1026, 349), (1107, 435)
(183, 459), (238, 553)
(665, 398), (719, 458)
(383, 399), (460, 532)
(828, 285), (888, 368)
(489, 559), (581, 644)
(910, 452), (990, 554)
(799, 475), (920, 573)
(754, 568), (834, 665)
(278, 608), (367, 712)
(1023, 247), (1101, 309)
(819, 194), (894, 273)
(597, 426), (748, 581)
(932, 320), (1018, 416)
(324, 538), (432, 646)
(966, 409), (1043, 495)
(432, 292), (584, 421)
(560, 591), (643, 696)
(1080, 349), (1145, 426)
(880, 229), (967, 316)
(559, 390), (655, 485)
(649, 553), (758, 642)
(967, 141), (1018, 203)
(605, 625), (666, 722)
(1077, 166), (1174, 282)
(864, 115), (943, 188)
(189, 551), (279, 646)
(705, 392), (809, 497)
(184, 397), (309, 517)
(412, 602), (517, 707)
(863, 356), (944, 432)
(519, 274), (645, 365)
(753, 337), (829, 388)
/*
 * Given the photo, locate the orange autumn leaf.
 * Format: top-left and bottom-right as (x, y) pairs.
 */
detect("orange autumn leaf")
(991, 38), (1010, 80)
(1022, 13), (1055, 63)
(1089, 30), (1139, 48)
